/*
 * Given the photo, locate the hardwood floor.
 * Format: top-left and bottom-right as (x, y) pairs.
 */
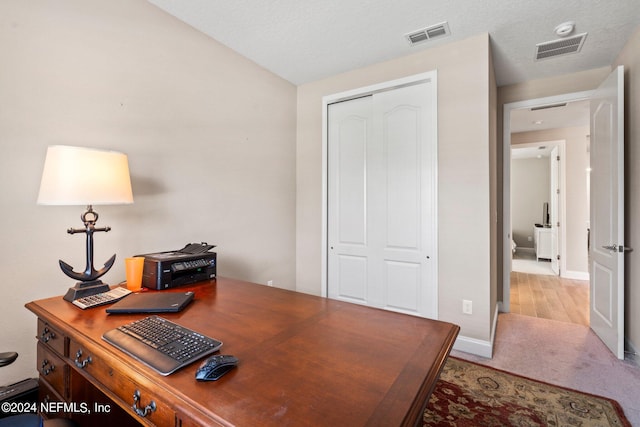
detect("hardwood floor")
(510, 270), (589, 326)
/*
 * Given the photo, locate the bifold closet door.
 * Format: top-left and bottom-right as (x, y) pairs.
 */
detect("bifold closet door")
(327, 81), (437, 319)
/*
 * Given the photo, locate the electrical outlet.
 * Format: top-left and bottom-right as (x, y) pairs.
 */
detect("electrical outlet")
(267, 280), (274, 287)
(462, 300), (473, 315)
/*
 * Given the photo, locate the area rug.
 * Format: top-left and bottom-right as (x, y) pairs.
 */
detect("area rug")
(424, 357), (631, 426)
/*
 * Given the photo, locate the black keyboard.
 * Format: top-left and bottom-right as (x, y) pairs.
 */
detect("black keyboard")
(102, 316), (222, 375)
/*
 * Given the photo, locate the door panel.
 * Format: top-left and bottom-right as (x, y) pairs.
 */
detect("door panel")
(337, 255), (367, 303)
(384, 106), (421, 249)
(336, 115), (368, 246)
(328, 96), (372, 304)
(384, 260), (420, 312)
(592, 263), (613, 323)
(589, 66), (624, 359)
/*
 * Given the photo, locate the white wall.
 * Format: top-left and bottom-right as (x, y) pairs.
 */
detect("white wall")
(0, 0), (297, 384)
(296, 34), (496, 351)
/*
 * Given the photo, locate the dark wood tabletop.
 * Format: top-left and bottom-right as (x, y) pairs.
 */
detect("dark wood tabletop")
(26, 277), (459, 426)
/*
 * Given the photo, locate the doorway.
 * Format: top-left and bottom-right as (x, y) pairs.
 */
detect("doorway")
(510, 137), (591, 325)
(511, 140), (565, 276)
(503, 91), (592, 319)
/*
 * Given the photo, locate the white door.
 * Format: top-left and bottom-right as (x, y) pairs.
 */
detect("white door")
(550, 146), (560, 275)
(327, 81), (437, 319)
(590, 66), (625, 359)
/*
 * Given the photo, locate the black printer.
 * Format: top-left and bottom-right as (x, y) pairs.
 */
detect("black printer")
(137, 243), (216, 290)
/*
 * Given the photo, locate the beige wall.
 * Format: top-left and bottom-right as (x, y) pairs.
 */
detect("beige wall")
(512, 127), (590, 275)
(0, 0), (297, 383)
(296, 34), (495, 346)
(489, 48), (498, 335)
(613, 26), (640, 355)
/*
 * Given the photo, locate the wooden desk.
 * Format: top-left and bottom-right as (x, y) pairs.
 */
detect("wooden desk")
(26, 277), (459, 426)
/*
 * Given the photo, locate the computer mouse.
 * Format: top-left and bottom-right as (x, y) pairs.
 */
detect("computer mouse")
(195, 354), (239, 381)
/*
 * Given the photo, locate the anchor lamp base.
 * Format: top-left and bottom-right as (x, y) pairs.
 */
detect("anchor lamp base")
(62, 279), (111, 303)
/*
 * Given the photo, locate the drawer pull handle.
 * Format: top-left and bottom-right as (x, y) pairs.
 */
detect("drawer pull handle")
(40, 327), (56, 343)
(41, 359), (55, 376)
(132, 390), (156, 418)
(74, 349), (92, 369)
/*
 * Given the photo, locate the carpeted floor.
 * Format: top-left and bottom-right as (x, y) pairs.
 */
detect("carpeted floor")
(450, 313), (640, 425)
(425, 357), (630, 426)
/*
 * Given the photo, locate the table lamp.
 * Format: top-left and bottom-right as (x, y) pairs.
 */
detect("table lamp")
(37, 145), (134, 302)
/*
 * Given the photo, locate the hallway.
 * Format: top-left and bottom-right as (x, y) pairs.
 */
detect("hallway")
(510, 247), (589, 325)
(509, 270), (589, 325)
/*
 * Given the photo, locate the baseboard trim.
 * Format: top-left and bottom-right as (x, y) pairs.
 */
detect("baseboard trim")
(453, 306), (499, 359)
(562, 270), (589, 281)
(453, 335), (493, 358)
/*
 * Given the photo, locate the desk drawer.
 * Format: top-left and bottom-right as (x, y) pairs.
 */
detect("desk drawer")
(37, 343), (67, 399)
(38, 378), (65, 406)
(37, 319), (66, 356)
(69, 338), (175, 426)
(38, 378), (70, 421)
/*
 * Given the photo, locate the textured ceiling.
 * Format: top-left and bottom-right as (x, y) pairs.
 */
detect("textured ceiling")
(147, 0), (640, 87)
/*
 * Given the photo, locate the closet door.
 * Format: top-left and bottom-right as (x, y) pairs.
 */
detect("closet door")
(327, 81), (437, 319)
(327, 95), (373, 309)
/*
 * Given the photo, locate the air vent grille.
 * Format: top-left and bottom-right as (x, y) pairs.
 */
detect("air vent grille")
(405, 22), (450, 46)
(535, 33), (587, 60)
(408, 32), (429, 44)
(531, 103), (567, 111)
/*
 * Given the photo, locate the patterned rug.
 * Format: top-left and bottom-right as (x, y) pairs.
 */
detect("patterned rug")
(424, 357), (631, 426)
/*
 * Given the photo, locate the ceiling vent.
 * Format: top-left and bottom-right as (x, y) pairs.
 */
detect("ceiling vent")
(405, 22), (450, 46)
(531, 103), (567, 111)
(535, 33), (587, 60)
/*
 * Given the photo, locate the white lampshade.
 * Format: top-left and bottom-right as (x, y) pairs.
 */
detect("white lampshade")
(37, 145), (134, 206)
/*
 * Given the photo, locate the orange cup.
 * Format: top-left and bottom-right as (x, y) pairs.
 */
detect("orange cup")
(125, 257), (145, 291)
